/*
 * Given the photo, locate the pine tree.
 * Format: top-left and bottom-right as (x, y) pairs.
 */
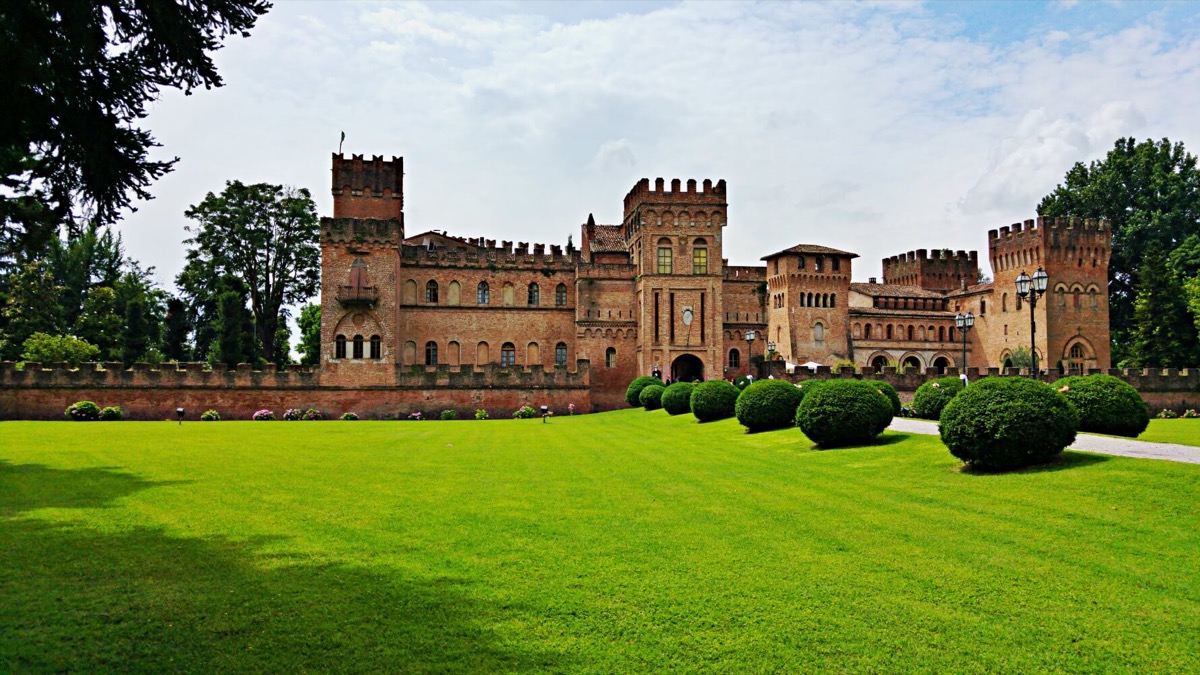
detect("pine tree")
(163, 297), (191, 362)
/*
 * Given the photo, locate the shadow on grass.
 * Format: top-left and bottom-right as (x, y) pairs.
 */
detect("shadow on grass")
(955, 450), (1112, 476)
(0, 462), (565, 672)
(804, 432), (914, 451)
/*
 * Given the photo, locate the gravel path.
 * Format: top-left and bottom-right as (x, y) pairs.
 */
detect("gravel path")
(887, 417), (1200, 465)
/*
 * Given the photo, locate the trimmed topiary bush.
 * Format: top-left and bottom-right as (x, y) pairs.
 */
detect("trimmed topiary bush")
(98, 405), (124, 421)
(795, 379), (893, 447)
(794, 379), (828, 401)
(65, 400), (101, 421)
(1051, 374), (1149, 437)
(625, 376), (662, 407)
(690, 380), (740, 422)
(911, 376), (964, 420)
(872, 380), (902, 416)
(940, 377), (1078, 470)
(661, 381), (695, 416)
(735, 379), (805, 432)
(640, 384), (666, 410)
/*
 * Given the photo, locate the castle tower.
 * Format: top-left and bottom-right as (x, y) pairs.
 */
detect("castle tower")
(623, 177), (729, 381)
(882, 249), (979, 292)
(985, 216), (1111, 370)
(763, 245), (856, 366)
(319, 154), (405, 384)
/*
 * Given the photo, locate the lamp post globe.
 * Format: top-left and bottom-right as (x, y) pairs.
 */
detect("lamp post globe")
(1015, 270), (1031, 298)
(1032, 267), (1049, 293)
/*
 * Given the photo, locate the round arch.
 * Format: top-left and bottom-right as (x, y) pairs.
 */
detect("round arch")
(931, 354), (952, 373)
(899, 353), (924, 372)
(671, 354), (705, 383)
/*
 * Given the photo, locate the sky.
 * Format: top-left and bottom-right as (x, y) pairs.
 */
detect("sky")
(122, 0), (1200, 291)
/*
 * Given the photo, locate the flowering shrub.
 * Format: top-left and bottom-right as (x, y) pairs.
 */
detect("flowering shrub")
(408, 411), (423, 421)
(253, 409), (276, 421)
(568, 403), (576, 415)
(1182, 409), (1199, 419)
(283, 408), (303, 421)
(475, 408), (489, 420)
(302, 408), (323, 421)
(200, 409), (221, 421)
(440, 409), (458, 420)
(65, 400), (101, 421)
(1157, 409), (1179, 419)
(513, 404), (537, 419)
(340, 412), (359, 420)
(98, 405), (124, 421)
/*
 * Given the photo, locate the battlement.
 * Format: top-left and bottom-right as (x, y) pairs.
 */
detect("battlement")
(321, 217), (403, 246)
(331, 153), (404, 219)
(723, 266), (767, 281)
(881, 248), (979, 291)
(988, 216), (1111, 244)
(401, 242), (579, 271)
(885, 249), (977, 264)
(623, 177), (727, 217)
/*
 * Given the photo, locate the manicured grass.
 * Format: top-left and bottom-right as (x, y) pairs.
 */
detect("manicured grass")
(3, 411), (1200, 672)
(1139, 418), (1200, 447)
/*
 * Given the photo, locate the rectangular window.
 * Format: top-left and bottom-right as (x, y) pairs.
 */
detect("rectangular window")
(693, 248), (707, 275)
(555, 344), (567, 367)
(657, 246), (672, 274)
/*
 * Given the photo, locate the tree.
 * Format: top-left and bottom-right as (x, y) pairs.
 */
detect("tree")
(297, 304), (321, 366)
(121, 295), (152, 364)
(20, 333), (99, 366)
(162, 297), (191, 362)
(1131, 245), (1199, 367)
(207, 275), (256, 367)
(1039, 137), (1200, 365)
(75, 286), (124, 361)
(0, 262), (64, 359)
(182, 181), (321, 364)
(0, 0), (270, 254)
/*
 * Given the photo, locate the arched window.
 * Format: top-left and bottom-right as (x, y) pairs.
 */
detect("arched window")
(815, 256), (824, 272)
(335, 335), (346, 360)
(502, 282), (514, 306)
(938, 326), (945, 342)
(1070, 343), (1086, 359)
(369, 335), (381, 359)
(528, 283), (540, 306)
(657, 238), (673, 274)
(1057, 286), (1067, 307)
(1073, 288), (1081, 308)
(605, 347), (617, 368)
(980, 299), (987, 315)
(830, 293), (836, 307)
(1002, 293), (1008, 312)
(500, 342), (516, 367)
(813, 323), (825, 343)
(425, 280), (439, 303)
(477, 281), (490, 305)
(477, 341), (489, 363)
(527, 342), (540, 364)
(555, 283), (567, 306)
(1089, 288), (1099, 308)
(871, 355), (888, 370)
(555, 342), (568, 367)
(853, 323), (861, 338)
(907, 326), (914, 341)
(949, 327), (955, 342)
(425, 341), (438, 366)
(918, 326), (926, 341)
(886, 325), (893, 340)
(729, 349), (741, 368)
(353, 335), (364, 359)
(693, 239), (708, 275)
(403, 279), (417, 304)
(448, 280), (461, 305)
(864, 324), (872, 339)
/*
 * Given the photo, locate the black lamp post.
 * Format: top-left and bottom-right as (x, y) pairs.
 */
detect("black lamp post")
(954, 312), (974, 373)
(745, 329), (756, 378)
(767, 341), (776, 376)
(1015, 267), (1049, 376)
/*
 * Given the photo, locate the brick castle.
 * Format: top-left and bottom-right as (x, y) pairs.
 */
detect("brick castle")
(2, 152), (1140, 420)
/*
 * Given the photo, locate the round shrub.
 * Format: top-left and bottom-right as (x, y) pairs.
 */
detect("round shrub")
(690, 380), (740, 422)
(735, 379), (805, 432)
(939, 377), (1078, 470)
(302, 408), (324, 421)
(661, 381), (695, 416)
(794, 379), (828, 401)
(200, 409), (221, 421)
(872, 380), (902, 416)
(910, 376), (964, 420)
(65, 400), (100, 421)
(795, 379), (893, 448)
(639, 384), (666, 410)
(625, 376), (662, 407)
(340, 412), (359, 421)
(98, 405), (124, 421)
(252, 409), (275, 421)
(1051, 374), (1149, 438)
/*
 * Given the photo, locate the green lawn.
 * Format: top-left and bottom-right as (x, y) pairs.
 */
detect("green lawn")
(3, 411), (1199, 672)
(1139, 418), (1200, 447)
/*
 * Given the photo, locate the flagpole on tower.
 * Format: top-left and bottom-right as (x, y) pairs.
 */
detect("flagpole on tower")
(339, 130), (345, 154)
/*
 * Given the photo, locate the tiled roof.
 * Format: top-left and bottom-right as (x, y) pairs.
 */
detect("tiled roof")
(590, 225), (626, 253)
(946, 281), (994, 296)
(849, 282), (946, 299)
(762, 243), (859, 260)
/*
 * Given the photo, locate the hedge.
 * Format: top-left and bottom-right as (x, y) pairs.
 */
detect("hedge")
(640, 384), (666, 411)
(939, 377), (1078, 470)
(1051, 374), (1149, 438)
(873, 380), (902, 416)
(661, 382), (696, 416)
(795, 379), (893, 448)
(625, 376), (663, 407)
(690, 380), (740, 422)
(910, 376), (964, 420)
(735, 380), (805, 432)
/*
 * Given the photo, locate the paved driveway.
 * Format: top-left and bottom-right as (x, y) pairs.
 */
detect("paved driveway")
(888, 417), (1200, 465)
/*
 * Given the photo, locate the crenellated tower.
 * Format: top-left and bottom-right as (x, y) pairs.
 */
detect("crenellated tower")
(623, 177), (729, 381)
(986, 216), (1111, 370)
(763, 245), (857, 366)
(882, 249), (979, 292)
(319, 154), (405, 384)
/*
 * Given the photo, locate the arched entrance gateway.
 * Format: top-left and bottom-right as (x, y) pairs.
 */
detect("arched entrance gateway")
(671, 354), (704, 383)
